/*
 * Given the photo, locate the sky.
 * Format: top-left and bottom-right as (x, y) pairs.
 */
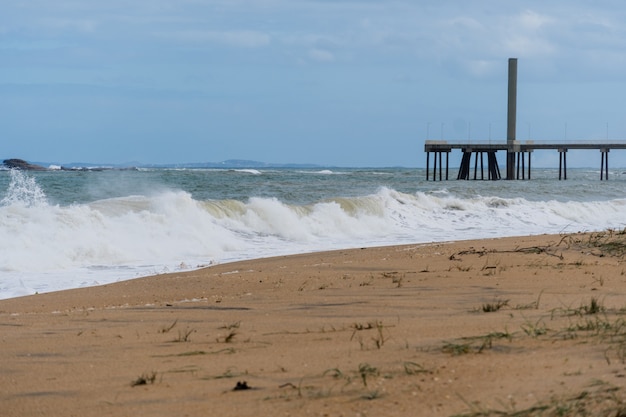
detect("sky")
(2, 1), (626, 167)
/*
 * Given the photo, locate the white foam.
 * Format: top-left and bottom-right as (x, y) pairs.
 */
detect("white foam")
(234, 169), (262, 175)
(1, 171), (625, 299)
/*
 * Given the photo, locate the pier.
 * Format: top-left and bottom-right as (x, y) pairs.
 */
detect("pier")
(424, 58), (625, 181)
(424, 140), (626, 181)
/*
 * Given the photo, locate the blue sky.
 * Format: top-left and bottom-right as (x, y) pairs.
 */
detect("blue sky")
(2, 1), (626, 167)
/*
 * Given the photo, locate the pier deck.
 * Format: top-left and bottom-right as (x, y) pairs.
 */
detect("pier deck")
(424, 140), (626, 181)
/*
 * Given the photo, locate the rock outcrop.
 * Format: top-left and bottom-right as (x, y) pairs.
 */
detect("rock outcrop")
(3, 159), (48, 171)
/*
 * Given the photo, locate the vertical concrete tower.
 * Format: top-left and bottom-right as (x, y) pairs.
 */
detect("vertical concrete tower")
(506, 58), (518, 180)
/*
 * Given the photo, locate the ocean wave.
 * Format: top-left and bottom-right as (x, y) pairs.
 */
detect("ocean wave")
(2, 169), (626, 299)
(232, 169), (262, 175)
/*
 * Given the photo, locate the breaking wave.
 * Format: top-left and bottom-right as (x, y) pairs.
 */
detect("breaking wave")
(1, 169), (625, 298)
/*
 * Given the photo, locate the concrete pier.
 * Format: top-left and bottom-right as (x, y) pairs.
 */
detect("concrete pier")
(424, 140), (626, 181)
(424, 58), (624, 181)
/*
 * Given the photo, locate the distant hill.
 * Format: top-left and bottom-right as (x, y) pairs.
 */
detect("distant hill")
(2, 158), (322, 170)
(136, 160), (323, 169)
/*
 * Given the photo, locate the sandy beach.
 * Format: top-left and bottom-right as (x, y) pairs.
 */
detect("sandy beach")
(1, 232), (626, 416)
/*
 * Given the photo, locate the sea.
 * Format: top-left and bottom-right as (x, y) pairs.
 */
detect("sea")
(1, 165), (625, 300)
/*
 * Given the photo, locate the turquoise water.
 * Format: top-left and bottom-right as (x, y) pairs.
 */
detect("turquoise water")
(2, 167), (625, 205)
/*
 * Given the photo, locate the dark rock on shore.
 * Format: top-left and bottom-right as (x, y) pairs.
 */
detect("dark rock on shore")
(3, 159), (48, 171)
(2, 159), (140, 172)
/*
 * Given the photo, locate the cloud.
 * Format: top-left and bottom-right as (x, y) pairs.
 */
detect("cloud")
(500, 10), (556, 58)
(164, 30), (271, 48)
(0, 39), (66, 51)
(39, 17), (98, 34)
(465, 59), (499, 78)
(502, 34), (555, 58)
(518, 9), (553, 30)
(308, 48), (334, 62)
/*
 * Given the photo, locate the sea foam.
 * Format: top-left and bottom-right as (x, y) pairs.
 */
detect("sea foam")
(1, 168), (625, 299)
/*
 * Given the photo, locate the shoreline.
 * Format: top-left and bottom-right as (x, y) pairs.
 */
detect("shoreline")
(1, 232), (626, 416)
(0, 235), (537, 309)
(0, 232), (574, 303)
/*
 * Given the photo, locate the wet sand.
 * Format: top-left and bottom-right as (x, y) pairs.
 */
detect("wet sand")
(1, 232), (626, 416)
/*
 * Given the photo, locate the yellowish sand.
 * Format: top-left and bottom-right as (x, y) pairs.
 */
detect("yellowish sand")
(1, 233), (626, 416)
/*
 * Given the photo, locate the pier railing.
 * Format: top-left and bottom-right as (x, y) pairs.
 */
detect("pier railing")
(425, 139), (626, 150)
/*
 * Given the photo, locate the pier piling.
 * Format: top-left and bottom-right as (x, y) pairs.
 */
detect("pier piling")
(558, 149), (567, 180)
(426, 149), (450, 181)
(506, 58), (517, 180)
(601, 149), (609, 180)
